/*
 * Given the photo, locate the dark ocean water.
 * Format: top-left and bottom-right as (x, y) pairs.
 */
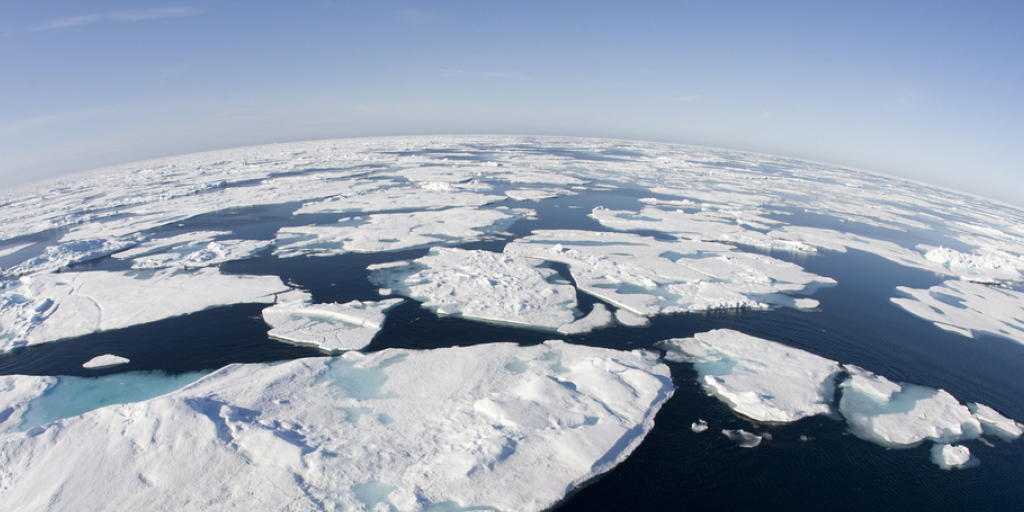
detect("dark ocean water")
(1, 186), (1022, 511)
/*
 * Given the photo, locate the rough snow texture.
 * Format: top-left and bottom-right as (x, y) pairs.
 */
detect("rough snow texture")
(930, 444), (973, 470)
(0, 341), (674, 512)
(890, 280), (1024, 346)
(968, 402), (1023, 441)
(81, 354), (130, 369)
(505, 230), (833, 318)
(274, 207), (530, 257)
(2, 238), (138, 277)
(0, 375), (55, 434)
(661, 329), (841, 422)
(261, 298), (404, 351)
(0, 268), (292, 350)
(369, 248), (583, 331)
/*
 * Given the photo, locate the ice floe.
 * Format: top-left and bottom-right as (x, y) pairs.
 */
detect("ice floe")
(81, 354), (130, 369)
(0, 341), (673, 511)
(506, 230), (833, 318)
(721, 429), (765, 448)
(2, 237), (138, 278)
(261, 298), (404, 351)
(691, 419), (709, 433)
(113, 231), (271, 269)
(890, 280), (1024, 345)
(0, 268), (293, 350)
(661, 329), (1020, 465)
(557, 304), (614, 335)
(661, 329), (841, 423)
(295, 185), (504, 215)
(369, 248), (581, 331)
(930, 444), (974, 470)
(274, 207), (530, 257)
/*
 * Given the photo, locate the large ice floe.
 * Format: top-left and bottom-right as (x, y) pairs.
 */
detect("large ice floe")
(0, 342), (673, 511)
(0, 268), (292, 350)
(262, 297), (405, 351)
(112, 231), (271, 269)
(505, 230), (833, 317)
(661, 329), (1021, 466)
(890, 280), (1024, 346)
(274, 206), (531, 257)
(368, 247), (584, 331)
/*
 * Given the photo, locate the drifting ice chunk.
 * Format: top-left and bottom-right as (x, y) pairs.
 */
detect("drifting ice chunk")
(721, 429), (764, 448)
(82, 354), (130, 369)
(370, 248), (583, 331)
(661, 329), (841, 423)
(890, 280), (1024, 346)
(930, 444), (973, 470)
(261, 298), (404, 351)
(295, 186), (504, 214)
(504, 188), (571, 202)
(0, 341), (673, 512)
(275, 207), (531, 257)
(0, 268), (293, 350)
(968, 402), (1023, 441)
(838, 365), (982, 447)
(691, 419), (709, 433)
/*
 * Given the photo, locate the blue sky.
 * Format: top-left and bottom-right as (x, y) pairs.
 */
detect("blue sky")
(1, 1), (1021, 205)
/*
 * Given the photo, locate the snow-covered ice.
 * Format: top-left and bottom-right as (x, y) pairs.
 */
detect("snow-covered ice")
(661, 329), (841, 423)
(0, 268), (293, 350)
(930, 444), (974, 470)
(505, 230), (833, 318)
(274, 207), (531, 257)
(295, 185), (504, 215)
(261, 298), (404, 351)
(369, 248), (582, 331)
(2, 238), (138, 278)
(0, 341), (673, 511)
(721, 429), (765, 448)
(558, 304), (614, 335)
(691, 419), (709, 433)
(968, 402), (1023, 441)
(113, 232), (271, 269)
(890, 280), (1024, 345)
(81, 354), (130, 369)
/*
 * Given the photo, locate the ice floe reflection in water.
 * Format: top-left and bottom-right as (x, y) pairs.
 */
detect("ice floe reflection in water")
(1, 137), (1023, 510)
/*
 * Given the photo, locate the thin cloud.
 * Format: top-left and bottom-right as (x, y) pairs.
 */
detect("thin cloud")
(671, 94), (700, 103)
(26, 6), (202, 33)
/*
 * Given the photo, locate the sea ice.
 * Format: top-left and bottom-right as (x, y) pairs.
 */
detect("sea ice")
(920, 245), (1024, 284)
(837, 365), (982, 447)
(930, 444), (973, 470)
(691, 419), (709, 433)
(295, 185), (504, 215)
(661, 329), (841, 422)
(82, 354), (130, 369)
(2, 237), (138, 278)
(0, 268), (293, 350)
(113, 232), (271, 269)
(274, 207), (531, 258)
(505, 230), (832, 318)
(890, 280), (1024, 346)
(721, 429), (764, 448)
(968, 402), (1023, 441)
(369, 248), (581, 331)
(557, 304), (614, 335)
(0, 341), (673, 511)
(261, 298), (404, 351)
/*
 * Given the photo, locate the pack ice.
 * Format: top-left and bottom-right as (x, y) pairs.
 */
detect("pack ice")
(0, 268), (293, 350)
(369, 247), (593, 332)
(0, 341), (674, 511)
(661, 329), (1021, 466)
(262, 298), (404, 351)
(890, 280), (1024, 346)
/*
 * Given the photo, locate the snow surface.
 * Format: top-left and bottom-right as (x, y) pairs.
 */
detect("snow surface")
(661, 329), (1019, 465)
(930, 444), (973, 470)
(261, 298), (404, 351)
(721, 429), (765, 448)
(113, 232), (271, 269)
(890, 280), (1024, 346)
(274, 207), (530, 257)
(2, 238), (138, 278)
(370, 248), (583, 331)
(81, 354), (130, 369)
(295, 185), (504, 215)
(0, 341), (673, 511)
(505, 230), (833, 317)
(661, 329), (841, 422)
(691, 419), (709, 433)
(0, 268), (293, 350)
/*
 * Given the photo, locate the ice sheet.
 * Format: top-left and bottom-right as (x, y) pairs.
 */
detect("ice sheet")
(262, 298), (404, 351)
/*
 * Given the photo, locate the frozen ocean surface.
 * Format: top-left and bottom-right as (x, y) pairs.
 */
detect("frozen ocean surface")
(1, 136), (1023, 510)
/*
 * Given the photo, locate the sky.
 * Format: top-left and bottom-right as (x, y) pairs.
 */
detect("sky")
(1, 1), (1021, 205)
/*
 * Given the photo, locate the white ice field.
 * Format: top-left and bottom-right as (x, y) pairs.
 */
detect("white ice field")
(1, 136), (1024, 508)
